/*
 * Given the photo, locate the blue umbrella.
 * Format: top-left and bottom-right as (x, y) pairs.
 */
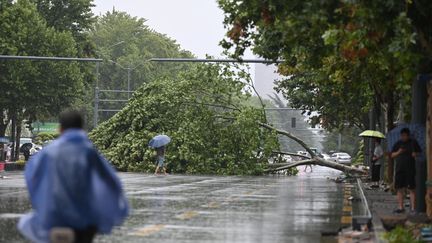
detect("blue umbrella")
(148, 135), (171, 148)
(386, 123), (426, 161)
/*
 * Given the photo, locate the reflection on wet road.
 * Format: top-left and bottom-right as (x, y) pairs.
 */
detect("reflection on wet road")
(0, 166), (345, 242)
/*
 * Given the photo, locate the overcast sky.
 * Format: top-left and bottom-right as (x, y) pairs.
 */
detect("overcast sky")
(92, 0), (254, 59)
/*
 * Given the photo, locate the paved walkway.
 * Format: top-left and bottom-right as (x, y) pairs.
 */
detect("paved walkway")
(363, 183), (430, 242)
(1, 166), (346, 243)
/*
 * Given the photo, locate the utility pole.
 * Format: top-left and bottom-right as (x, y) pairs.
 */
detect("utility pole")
(337, 133), (342, 151)
(93, 62), (100, 128)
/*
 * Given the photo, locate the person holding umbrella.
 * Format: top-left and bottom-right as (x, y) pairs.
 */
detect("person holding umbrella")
(149, 135), (171, 175)
(371, 138), (384, 187)
(359, 130), (386, 188)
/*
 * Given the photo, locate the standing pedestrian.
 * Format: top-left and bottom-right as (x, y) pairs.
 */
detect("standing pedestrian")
(371, 138), (384, 187)
(154, 146), (167, 175)
(391, 128), (421, 214)
(18, 110), (129, 243)
(6, 144), (11, 161)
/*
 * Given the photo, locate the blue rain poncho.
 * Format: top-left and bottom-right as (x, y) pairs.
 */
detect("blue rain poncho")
(18, 129), (129, 243)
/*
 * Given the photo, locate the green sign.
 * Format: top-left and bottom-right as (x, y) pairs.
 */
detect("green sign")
(32, 122), (59, 134)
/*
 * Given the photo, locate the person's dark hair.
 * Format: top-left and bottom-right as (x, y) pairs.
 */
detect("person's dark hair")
(59, 110), (84, 130)
(375, 138), (381, 144)
(400, 127), (410, 135)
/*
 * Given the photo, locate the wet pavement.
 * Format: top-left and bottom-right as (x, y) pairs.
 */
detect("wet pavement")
(0, 166), (346, 243)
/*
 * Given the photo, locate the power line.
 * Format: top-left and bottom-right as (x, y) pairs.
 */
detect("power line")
(0, 55), (103, 62)
(149, 58), (283, 64)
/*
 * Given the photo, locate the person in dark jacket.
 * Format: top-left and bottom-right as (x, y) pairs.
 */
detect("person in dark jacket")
(391, 128), (421, 214)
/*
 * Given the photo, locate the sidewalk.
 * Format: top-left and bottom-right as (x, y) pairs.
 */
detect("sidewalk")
(362, 182), (431, 242)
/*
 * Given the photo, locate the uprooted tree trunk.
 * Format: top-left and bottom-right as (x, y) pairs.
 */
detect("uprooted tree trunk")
(260, 123), (366, 175)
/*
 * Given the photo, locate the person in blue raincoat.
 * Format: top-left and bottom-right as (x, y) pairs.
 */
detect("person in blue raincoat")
(18, 110), (129, 243)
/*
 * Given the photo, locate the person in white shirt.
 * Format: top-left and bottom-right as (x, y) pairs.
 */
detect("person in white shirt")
(372, 138), (384, 186)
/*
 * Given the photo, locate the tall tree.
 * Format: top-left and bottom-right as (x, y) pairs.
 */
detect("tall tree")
(0, 0), (84, 158)
(32, 0), (94, 33)
(218, 0), (432, 131)
(32, 0), (95, 56)
(90, 10), (193, 123)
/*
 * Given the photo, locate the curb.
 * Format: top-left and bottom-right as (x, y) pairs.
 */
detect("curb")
(357, 178), (387, 243)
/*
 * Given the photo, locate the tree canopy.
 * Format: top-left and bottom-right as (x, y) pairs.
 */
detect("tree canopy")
(90, 10), (194, 123)
(218, 0), (432, 131)
(0, 0), (84, 133)
(0, 0), (90, 159)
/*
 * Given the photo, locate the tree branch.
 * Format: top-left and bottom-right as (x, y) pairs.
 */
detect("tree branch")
(417, 28), (432, 59)
(183, 101), (241, 111)
(259, 122), (316, 157)
(272, 150), (311, 159)
(260, 122), (365, 175)
(265, 159), (315, 172)
(266, 158), (365, 174)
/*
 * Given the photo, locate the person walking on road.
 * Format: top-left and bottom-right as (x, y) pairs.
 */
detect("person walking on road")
(149, 134), (171, 176)
(371, 138), (384, 187)
(154, 146), (167, 175)
(391, 128), (421, 214)
(18, 110), (129, 243)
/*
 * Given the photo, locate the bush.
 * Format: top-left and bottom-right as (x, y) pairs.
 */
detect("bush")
(384, 226), (422, 243)
(34, 132), (58, 145)
(15, 160), (26, 166)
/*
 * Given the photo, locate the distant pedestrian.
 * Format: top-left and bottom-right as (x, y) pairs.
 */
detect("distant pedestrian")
(1, 143), (5, 161)
(391, 128), (421, 214)
(371, 138), (384, 187)
(154, 146), (167, 175)
(304, 164), (312, 173)
(18, 110), (128, 243)
(6, 144), (11, 161)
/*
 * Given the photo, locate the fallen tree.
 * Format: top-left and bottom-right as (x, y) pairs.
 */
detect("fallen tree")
(260, 123), (366, 175)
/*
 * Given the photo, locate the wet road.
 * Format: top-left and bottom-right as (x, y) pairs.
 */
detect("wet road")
(0, 166), (346, 243)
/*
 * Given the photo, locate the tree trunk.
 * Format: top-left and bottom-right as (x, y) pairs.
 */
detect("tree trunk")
(260, 123), (366, 175)
(0, 123), (7, 137)
(386, 97), (396, 185)
(427, 80), (432, 217)
(265, 158), (365, 174)
(10, 113), (16, 161)
(14, 119), (21, 161)
(0, 110), (8, 137)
